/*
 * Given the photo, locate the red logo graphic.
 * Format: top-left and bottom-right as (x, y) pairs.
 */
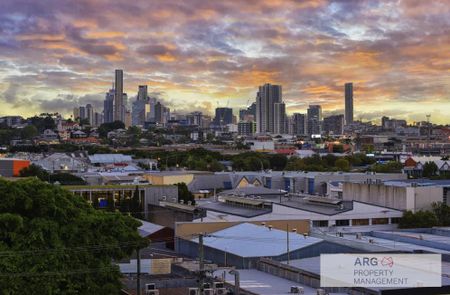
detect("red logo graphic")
(381, 257), (394, 267)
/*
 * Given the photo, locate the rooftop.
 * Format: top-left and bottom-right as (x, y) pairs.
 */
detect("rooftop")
(279, 198), (353, 216)
(199, 200), (272, 218)
(193, 223), (322, 258)
(137, 219), (164, 237)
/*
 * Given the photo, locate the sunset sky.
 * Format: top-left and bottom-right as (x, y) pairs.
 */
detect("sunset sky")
(0, 0), (449, 124)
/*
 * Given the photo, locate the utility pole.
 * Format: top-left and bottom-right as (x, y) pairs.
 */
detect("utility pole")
(137, 248), (141, 295)
(286, 223), (290, 265)
(198, 233), (205, 293)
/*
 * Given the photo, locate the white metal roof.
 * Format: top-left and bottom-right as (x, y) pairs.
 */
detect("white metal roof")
(88, 154), (132, 164)
(137, 219), (164, 237)
(193, 222), (322, 258)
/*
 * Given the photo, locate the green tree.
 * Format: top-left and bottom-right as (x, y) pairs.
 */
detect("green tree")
(0, 178), (147, 294)
(19, 164), (49, 180)
(432, 202), (450, 226)
(20, 125), (38, 139)
(98, 121), (125, 138)
(335, 158), (350, 172)
(399, 210), (438, 228)
(423, 161), (438, 178)
(176, 182), (195, 205)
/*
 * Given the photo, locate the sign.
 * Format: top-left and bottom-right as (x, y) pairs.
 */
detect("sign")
(320, 254), (441, 288)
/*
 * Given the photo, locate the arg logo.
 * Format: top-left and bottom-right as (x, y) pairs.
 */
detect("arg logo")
(354, 256), (394, 267)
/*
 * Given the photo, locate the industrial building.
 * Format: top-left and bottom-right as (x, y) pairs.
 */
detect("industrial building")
(343, 179), (450, 212)
(0, 158), (30, 177)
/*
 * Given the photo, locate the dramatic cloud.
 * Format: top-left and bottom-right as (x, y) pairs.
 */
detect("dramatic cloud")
(0, 0), (449, 123)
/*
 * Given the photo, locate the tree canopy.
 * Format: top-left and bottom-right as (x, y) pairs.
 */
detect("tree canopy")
(0, 178), (147, 294)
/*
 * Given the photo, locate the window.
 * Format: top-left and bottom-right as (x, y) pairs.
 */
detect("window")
(313, 220), (329, 227)
(336, 219), (350, 226)
(391, 217), (401, 224)
(352, 219), (369, 226)
(372, 218), (389, 225)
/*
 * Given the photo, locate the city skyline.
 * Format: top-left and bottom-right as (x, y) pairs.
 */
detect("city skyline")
(0, 0), (449, 124)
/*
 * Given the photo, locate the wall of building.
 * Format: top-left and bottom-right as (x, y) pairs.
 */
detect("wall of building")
(343, 183), (408, 210)
(144, 173), (194, 185)
(0, 159), (30, 177)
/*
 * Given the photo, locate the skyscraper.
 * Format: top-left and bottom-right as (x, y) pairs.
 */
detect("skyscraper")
(323, 114), (344, 135)
(103, 87), (115, 123)
(345, 82), (353, 125)
(132, 85), (150, 126)
(292, 113), (306, 135)
(273, 102), (286, 134)
(256, 83), (282, 133)
(114, 69), (124, 122)
(307, 105), (322, 135)
(86, 104), (94, 126)
(213, 107), (233, 127)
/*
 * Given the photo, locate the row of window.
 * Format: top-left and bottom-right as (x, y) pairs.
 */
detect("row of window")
(313, 217), (401, 227)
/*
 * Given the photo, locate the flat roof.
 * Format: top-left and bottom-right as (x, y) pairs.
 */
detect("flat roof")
(199, 201), (272, 218)
(214, 269), (338, 295)
(220, 186), (286, 197)
(193, 223), (322, 258)
(279, 198), (353, 216)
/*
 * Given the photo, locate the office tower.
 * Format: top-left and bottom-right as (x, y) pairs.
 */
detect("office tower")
(323, 114), (344, 135)
(186, 111), (203, 126)
(213, 107), (233, 127)
(154, 101), (169, 124)
(239, 102), (256, 121)
(307, 105), (322, 135)
(103, 88), (115, 123)
(273, 102), (286, 134)
(132, 86), (150, 126)
(137, 85), (148, 101)
(256, 83), (282, 133)
(86, 104), (94, 126)
(238, 121), (256, 136)
(345, 82), (353, 125)
(292, 113), (306, 135)
(114, 69), (124, 122)
(94, 112), (103, 127)
(124, 110), (132, 128)
(78, 106), (86, 121)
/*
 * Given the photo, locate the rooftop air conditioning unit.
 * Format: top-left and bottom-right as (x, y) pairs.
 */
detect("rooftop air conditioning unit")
(215, 288), (227, 295)
(316, 289), (327, 295)
(203, 283), (211, 289)
(188, 288), (199, 295)
(145, 283), (156, 291)
(356, 233), (362, 239)
(203, 288), (214, 295)
(145, 290), (159, 295)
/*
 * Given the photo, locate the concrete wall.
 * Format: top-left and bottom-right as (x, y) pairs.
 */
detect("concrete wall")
(144, 173), (194, 185)
(144, 185), (178, 205)
(343, 183), (408, 210)
(343, 183), (444, 212)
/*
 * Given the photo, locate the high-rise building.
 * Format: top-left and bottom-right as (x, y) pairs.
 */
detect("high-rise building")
(292, 113), (306, 135)
(103, 87), (115, 123)
(307, 105), (322, 135)
(256, 83), (282, 133)
(323, 114), (344, 135)
(213, 107), (233, 127)
(114, 69), (124, 122)
(239, 102), (256, 121)
(137, 85), (148, 101)
(238, 121), (256, 136)
(78, 106), (86, 121)
(94, 112), (103, 127)
(345, 82), (353, 125)
(132, 85), (150, 126)
(186, 111), (203, 126)
(273, 102), (286, 134)
(86, 104), (94, 126)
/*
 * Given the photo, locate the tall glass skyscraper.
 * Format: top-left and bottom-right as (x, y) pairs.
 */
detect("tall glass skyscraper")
(345, 82), (353, 125)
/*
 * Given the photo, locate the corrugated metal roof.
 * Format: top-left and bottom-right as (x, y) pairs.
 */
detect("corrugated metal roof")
(88, 154), (132, 164)
(193, 223), (322, 258)
(137, 219), (164, 237)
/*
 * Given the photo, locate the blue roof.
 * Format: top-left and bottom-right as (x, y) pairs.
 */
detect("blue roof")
(193, 223), (322, 258)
